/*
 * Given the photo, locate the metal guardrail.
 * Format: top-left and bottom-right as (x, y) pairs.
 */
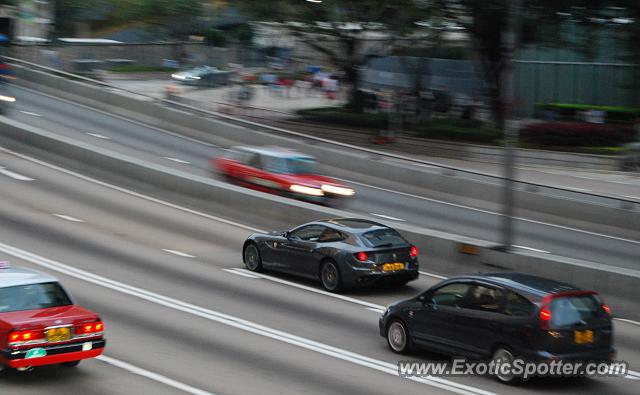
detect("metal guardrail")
(3, 55), (638, 211)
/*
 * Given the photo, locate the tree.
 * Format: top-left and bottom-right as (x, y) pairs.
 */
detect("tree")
(237, 0), (435, 111)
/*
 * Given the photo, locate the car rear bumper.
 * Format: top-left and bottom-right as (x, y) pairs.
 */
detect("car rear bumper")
(2, 338), (106, 368)
(344, 268), (419, 287)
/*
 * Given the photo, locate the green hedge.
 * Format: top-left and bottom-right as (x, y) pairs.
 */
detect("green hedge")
(521, 122), (635, 147)
(296, 108), (389, 129)
(536, 103), (640, 124)
(413, 119), (502, 143)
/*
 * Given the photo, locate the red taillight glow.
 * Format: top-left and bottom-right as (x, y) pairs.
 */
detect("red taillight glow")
(8, 330), (44, 344)
(356, 252), (368, 262)
(539, 306), (552, 321)
(602, 304), (611, 316)
(75, 321), (105, 335)
(410, 246), (419, 258)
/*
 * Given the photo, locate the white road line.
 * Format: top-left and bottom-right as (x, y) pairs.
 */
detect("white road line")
(233, 268), (387, 310)
(223, 268), (260, 278)
(0, 147), (263, 233)
(19, 110), (42, 117)
(164, 157), (191, 165)
(626, 370), (640, 379)
(162, 249), (196, 258)
(561, 187), (591, 192)
(0, 167), (35, 181)
(513, 245), (550, 254)
(0, 242), (497, 395)
(86, 132), (111, 140)
(97, 355), (217, 395)
(623, 195), (640, 201)
(614, 317), (640, 327)
(52, 214), (85, 223)
(336, 176), (640, 246)
(369, 213), (406, 222)
(419, 271), (448, 280)
(365, 307), (386, 314)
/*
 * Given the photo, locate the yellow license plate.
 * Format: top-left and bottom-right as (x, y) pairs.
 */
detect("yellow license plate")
(47, 327), (71, 342)
(382, 262), (405, 272)
(574, 330), (594, 344)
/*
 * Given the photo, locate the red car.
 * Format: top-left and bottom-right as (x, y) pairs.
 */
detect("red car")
(0, 262), (105, 372)
(213, 146), (355, 205)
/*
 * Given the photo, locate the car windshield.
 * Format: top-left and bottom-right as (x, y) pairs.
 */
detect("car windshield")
(361, 228), (407, 248)
(548, 294), (607, 329)
(264, 156), (317, 174)
(0, 282), (73, 313)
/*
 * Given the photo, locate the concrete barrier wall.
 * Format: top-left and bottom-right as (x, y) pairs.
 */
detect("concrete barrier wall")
(12, 65), (640, 231)
(1, 117), (638, 319)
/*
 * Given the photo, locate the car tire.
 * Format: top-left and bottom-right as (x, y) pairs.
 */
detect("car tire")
(243, 243), (263, 272)
(61, 360), (81, 368)
(491, 347), (520, 384)
(320, 260), (342, 292)
(387, 320), (412, 354)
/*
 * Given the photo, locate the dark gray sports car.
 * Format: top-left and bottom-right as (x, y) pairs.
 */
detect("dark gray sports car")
(242, 218), (420, 292)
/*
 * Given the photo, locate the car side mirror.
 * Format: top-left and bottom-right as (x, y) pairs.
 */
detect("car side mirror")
(283, 231), (291, 239)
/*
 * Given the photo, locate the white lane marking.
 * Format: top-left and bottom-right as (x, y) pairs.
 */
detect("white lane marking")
(52, 214), (85, 223)
(19, 110), (42, 117)
(15, 85), (217, 147)
(0, 242), (497, 395)
(369, 213), (406, 222)
(513, 245), (550, 254)
(223, 268), (260, 279)
(614, 317), (640, 327)
(623, 195), (640, 201)
(233, 268), (386, 310)
(419, 271), (448, 280)
(0, 167), (35, 181)
(86, 132), (111, 140)
(336, 177), (640, 246)
(0, 146), (262, 233)
(365, 307), (386, 314)
(97, 355), (217, 395)
(164, 157), (191, 165)
(626, 370), (640, 379)
(561, 187), (591, 192)
(162, 249), (196, 258)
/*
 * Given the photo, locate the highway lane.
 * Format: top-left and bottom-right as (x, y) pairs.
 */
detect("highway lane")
(3, 85), (640, 270)
(0, 145), (639, 395)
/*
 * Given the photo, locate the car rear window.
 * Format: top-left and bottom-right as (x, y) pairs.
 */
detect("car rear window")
(548, 294), (606, 329)
(0, 282), (72, 313)
(361, 228), (407, 248)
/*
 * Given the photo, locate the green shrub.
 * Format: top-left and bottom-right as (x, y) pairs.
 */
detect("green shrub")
(296, 108), (388, 129)
(521, 122), (635, 147)
(536, 103), (640, 124)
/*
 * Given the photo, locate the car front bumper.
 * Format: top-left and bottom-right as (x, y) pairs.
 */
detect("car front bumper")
(2, 338), (106, 368)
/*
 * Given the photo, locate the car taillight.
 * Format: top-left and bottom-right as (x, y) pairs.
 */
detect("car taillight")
(539, 305), (552, 329)
(75, 321), (105, 335)
(356, 252), (368, 262)
(602, 304), (611, 316)
(8, 329), (45, 345)
(410, 246), (419, 258)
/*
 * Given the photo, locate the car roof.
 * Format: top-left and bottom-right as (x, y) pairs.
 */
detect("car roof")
(0, 266), (59, 288)
(445, 272), (583, 301)
(315, 218), (390, 233)
(234, 146), (316, 160)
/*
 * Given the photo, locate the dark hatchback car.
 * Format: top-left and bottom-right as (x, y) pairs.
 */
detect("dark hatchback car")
(242, 218), (419, 292)
(379, 272), (614, 383)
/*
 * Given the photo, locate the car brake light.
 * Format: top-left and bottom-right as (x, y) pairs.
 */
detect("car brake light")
(602, 304), (611, 316)
(75, 321), (105, 335)
(8, 329), (45, 345)
(356, 252), (368, 262)
(539, 304), (552, 329)
(410, 246), (419, 258)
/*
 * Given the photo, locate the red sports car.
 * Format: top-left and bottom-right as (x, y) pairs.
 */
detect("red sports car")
(213, 146), (355, 205)
(0, 262), (105, 372)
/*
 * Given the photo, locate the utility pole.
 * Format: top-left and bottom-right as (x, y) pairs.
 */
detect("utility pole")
(499, 0), (522, 250)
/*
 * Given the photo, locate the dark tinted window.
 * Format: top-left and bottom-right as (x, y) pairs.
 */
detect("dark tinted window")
(361, 228), (407, 248)
(431, 282), (470, 307)
(317, 228), (344, 243)
(262, 156), (317, 174)
(549, 295), (606, 329)
(289, 225), (325, 241)
(0, 282), (72, 313)
(462, 284), (503, 313)
(504, 291), (534, 316)
(247, 154), (261, 168)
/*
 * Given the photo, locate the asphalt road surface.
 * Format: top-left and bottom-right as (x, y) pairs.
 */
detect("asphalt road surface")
(0, 139), (639, 395)
(3, 85), (639, 271)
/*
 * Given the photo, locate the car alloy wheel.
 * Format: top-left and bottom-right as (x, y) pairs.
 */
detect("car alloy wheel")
(387, 321), (409, 353)
(243, 244), (263, 272)
(492, 347), (517, 383)
(320, 261), (341, 292)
